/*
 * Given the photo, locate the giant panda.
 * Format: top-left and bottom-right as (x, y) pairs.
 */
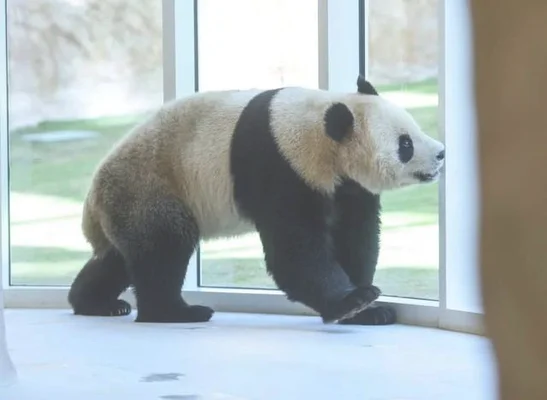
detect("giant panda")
(67, 75), (445, 326)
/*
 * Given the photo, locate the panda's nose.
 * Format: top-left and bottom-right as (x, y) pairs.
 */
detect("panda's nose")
(436, 150), (445, 160)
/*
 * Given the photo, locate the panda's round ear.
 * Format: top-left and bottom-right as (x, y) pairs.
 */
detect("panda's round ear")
(357, 75), (379, 96)
(324, 102), (354, 143)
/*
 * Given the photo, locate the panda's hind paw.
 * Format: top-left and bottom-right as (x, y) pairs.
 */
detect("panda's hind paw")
(338, 304), (397, 326)
(321, 285), (381, 324)
(110, 299), (133, 316)
(73, 299), (132, 317)
(135, 304), (214, 323)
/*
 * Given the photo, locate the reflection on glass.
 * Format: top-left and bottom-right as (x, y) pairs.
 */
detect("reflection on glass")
(8, 0), (163, 285)
(368, 0), (440, 300)
(197, 0), (318, 289)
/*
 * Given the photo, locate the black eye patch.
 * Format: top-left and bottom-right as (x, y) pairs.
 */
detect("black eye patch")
(398, 134), (414, 163)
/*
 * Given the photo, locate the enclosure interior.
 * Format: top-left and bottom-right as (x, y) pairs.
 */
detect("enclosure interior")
(0, 0), (492, 399)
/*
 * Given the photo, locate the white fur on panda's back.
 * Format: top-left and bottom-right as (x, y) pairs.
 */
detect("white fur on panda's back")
(88, 89), (258, 241)
(172, 87), (345, 238)
(174, 89), (262, 239)
(93, 87), (351, 240)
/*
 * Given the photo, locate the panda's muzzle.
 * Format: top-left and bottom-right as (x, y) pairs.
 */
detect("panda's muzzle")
(415, 149), (445, 182)
(414, 171), (439, 183)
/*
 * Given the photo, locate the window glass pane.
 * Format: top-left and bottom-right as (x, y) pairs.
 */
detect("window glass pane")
(197, 0), (319, 289)
(368, 0), (440, 300)
(8, 0), (164, 285)
(198, 0), (318, 91)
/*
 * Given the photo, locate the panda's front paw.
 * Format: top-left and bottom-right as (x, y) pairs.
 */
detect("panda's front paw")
(338, 304), (397, 326)
(183, 305), (215, 322)
(320, 285), (381, 324)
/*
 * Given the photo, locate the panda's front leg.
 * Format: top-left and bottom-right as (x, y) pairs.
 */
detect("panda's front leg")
(331, 179), (397, 325)
(256, 219), (381, 324)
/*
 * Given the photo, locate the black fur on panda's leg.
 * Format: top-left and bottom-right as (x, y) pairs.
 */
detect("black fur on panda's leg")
(109, 195), (214, 324)
(257, 220), (381, 324)
(128, 241), (213, 324)
(332, 179), (397, 325)
(68, 247), (132, 317)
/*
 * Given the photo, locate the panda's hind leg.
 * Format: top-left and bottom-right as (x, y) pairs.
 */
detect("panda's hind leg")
(68, 247), (132, 317)
(107, 192), (214, 323)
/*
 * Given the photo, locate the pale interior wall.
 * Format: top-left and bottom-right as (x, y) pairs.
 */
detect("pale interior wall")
(0, 253), (16, 385)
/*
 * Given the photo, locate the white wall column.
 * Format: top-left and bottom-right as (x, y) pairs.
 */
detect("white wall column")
(0, 269), (17, 387)
(0, 0), (16, 384)
(438, 0), (483, 334)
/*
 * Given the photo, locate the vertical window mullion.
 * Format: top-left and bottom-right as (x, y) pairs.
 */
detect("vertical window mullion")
(162, 0), (199, 290)
(318, 0), (361, 91)
(439, 0), (483, 325)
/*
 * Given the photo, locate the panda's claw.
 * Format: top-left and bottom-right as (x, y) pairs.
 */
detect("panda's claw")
(320, 285), (381, 324)
(73, 299), (132, 317)
(111, 300), (132, 316)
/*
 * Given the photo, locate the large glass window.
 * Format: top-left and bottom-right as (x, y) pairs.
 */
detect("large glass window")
(8, 0), (164, 286)
(367, 0), (440, 300)
(1, 0), (481, 334)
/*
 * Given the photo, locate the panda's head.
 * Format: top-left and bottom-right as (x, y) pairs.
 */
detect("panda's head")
(328, 76), (445, 193)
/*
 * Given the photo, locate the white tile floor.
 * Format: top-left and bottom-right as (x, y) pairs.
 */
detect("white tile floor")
(2, 310), (496, 400)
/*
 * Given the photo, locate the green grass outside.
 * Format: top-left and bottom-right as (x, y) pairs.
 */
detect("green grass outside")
(8, 78), (441, 300)
(376, 77), (439, 94)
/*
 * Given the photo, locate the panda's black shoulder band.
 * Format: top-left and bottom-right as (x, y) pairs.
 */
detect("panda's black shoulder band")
(324, 103), (354, 143)
(356, 75), (379, 96)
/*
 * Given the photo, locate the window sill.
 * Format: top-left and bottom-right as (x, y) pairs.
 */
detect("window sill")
(3, 285), (483, 335)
